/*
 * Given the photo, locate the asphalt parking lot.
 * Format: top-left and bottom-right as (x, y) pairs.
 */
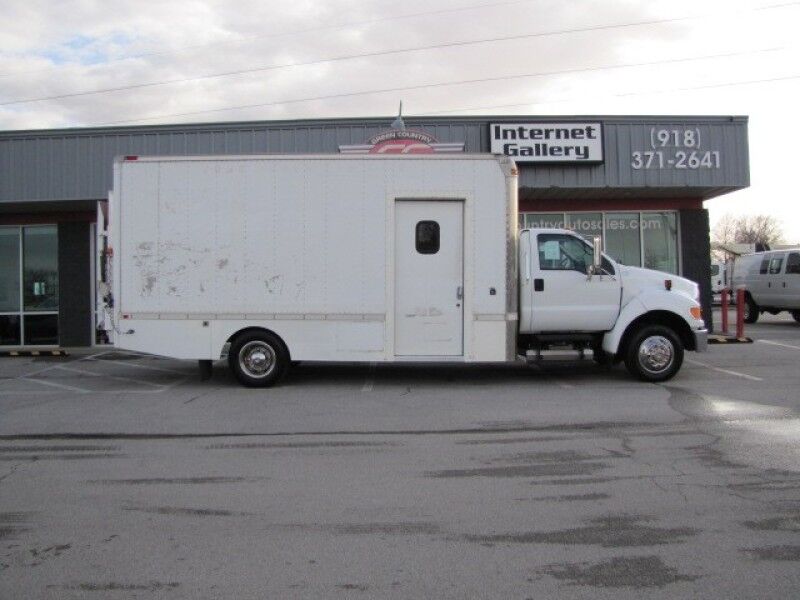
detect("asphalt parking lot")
(2, 311), (800, 599)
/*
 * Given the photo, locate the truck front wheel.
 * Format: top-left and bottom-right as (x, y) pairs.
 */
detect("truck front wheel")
(624, 325), (684, 382)
(229, 331), (289, 387)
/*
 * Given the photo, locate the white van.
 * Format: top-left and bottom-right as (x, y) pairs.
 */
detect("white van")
(731, 249), (800, 323)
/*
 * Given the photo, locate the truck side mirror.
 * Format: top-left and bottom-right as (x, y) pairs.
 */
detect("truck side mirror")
(592, 236), (603, 271)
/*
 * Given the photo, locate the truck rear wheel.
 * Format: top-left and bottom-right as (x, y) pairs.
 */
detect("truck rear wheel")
(624, 325), (684, 382)
(791, 310), (800, 324)
(743, 295), (759, 324)
(229, 331), (289, 387)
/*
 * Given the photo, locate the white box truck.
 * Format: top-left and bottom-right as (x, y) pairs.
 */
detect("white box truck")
(100, 154), (707, 386)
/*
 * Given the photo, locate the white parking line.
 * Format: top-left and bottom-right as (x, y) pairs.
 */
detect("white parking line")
(686, 358), (763, 381)
(20, 376), (90, 393)
(55, 365), (165, 388)
(758, 339), (800, 351)
(84, 355), (188, 375)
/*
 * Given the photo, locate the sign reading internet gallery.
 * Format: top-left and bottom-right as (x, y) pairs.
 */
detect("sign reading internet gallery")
(490, 123), (603, 163)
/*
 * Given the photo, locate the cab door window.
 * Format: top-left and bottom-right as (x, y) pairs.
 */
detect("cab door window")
(537, 234), (593, 273)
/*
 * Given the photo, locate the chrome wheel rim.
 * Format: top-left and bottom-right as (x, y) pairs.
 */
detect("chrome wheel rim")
(637, 335), (674, 374)
(239, 341), (276, 378)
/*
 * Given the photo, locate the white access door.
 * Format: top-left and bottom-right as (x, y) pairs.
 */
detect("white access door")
(394, 200), (464, 356)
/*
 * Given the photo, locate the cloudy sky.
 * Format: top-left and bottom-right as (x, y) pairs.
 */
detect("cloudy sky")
(1, 0), (798, 240)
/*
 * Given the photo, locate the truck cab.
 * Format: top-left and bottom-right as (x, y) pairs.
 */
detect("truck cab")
(518, 228), (707, 381)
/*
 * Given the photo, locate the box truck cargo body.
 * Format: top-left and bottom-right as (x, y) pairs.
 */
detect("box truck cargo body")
(108, 154), (518, 365)
(104, 154), (707, 386)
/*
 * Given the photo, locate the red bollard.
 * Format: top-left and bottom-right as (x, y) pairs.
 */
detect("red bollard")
(720, 287), (729, 335)
(735, 287), (745, 339)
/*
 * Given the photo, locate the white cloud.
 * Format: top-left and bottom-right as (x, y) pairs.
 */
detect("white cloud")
(1, 0), (798, 240)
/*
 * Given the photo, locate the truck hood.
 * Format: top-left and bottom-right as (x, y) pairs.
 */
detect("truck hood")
(619, 265), (700, 304)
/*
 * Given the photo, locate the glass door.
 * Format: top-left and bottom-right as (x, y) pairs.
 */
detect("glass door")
(0, 225), (59, 347)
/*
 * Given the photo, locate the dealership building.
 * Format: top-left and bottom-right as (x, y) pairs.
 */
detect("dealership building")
(0, 115), (749, 348)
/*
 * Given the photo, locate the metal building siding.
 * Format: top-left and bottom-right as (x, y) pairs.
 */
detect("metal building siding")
(0, 116), (748, 203)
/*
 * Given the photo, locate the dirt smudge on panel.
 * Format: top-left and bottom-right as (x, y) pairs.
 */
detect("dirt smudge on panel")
(0, 445), (120, 453)
(87, 476), (253, 485)
(742, 545), (800, 561)
(530, 477), (618, 486)
(743, 512), (800, 532)
(529, 493), (610, 502)
(123, 506), (250, 517)
(457, 436), (573, 445)
(217, 258), (229, 269)
(331, 522), (441, 535)
(463, 515), (698, 548)
(206, 441), (396, 450)
(535, 555), (699, 588)
(54, 582), (180, 592)
(0, 512), (31, 540)
(337, 583), (369, 592)
(0, 453), (127, 461)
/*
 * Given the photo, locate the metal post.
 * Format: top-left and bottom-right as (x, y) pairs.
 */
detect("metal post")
(721, 287), (729, 335)
(735, 287), (745, 339)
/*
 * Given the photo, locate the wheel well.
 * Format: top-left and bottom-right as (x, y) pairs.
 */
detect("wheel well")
(224, 327), (291, 360)
(618, 310), (695, 357)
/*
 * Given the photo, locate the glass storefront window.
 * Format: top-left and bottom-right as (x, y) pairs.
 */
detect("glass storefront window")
(566, 213), (603, 243)
(520, 210), (679, 274)
(605, 212), (642, 267)
(642, 212), (678, 274)
(0, 315), (21, 346)
(1, 225), (59, 347)
(0, 228), (20, 312)
(525, 213), (565, 229)
(23, 226), (59, 312)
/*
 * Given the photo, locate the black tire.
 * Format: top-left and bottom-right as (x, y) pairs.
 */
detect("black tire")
(228, 331), (289, 387)
(791, 310), (800, 324)
(624, 325), (684, 383)
(743, 294), (759, 324)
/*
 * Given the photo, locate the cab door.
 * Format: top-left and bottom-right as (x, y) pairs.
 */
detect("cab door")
(529, 232), (621, 332)
(778, 252), (800, 308)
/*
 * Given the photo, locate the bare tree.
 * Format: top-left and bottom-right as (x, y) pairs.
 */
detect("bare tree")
(712, 214), (783, 256)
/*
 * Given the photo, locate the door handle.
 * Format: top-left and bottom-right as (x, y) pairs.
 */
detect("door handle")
(456, 286), (463, 300)
(534, 278), (544, 292)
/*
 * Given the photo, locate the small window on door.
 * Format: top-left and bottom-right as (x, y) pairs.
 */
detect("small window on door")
(768, 256), (784, 275)
(416, 221), (440, 254)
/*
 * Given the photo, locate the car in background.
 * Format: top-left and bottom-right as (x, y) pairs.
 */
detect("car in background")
(731, 249), (800, 323)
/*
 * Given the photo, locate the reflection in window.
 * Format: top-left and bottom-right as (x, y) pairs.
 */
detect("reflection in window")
(521, 211), (679, 274)
(605, 213), (642, 267)
(0, 315), (21, 346)
(24, 314), (58, 345)
(537, 234), (593, 273)
(23, 226), (59, 312)
(642, 212), (678, 274)
(768, 257), (784, 275)
(0, 227), (20, 312)
(566, 213), (602, 243)
(525, 213), (565, 229)
(787, 253), (800, 275)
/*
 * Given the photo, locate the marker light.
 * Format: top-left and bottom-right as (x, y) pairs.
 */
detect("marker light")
(664, 279), (672, 291)
(690, 306), (702, 319)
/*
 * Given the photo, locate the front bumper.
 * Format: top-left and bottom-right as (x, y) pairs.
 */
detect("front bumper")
(693, 328), (708, 353)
